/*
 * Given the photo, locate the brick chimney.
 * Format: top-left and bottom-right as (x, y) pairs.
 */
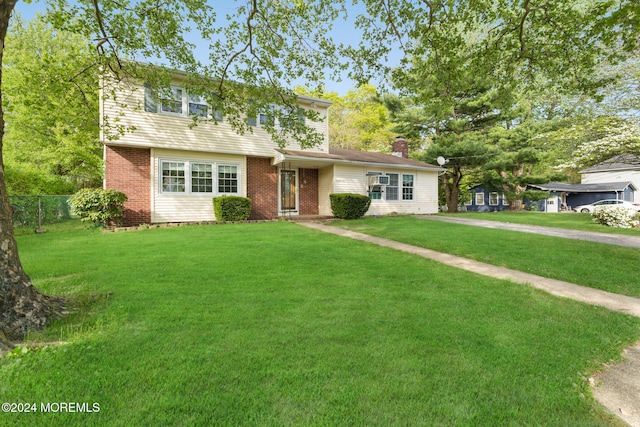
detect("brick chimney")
(392, 136), (409, 159)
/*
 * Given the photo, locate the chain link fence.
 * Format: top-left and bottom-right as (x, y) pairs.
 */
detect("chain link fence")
(9, 195), (74, 229)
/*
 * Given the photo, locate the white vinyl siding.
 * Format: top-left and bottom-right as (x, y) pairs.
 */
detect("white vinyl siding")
(318, 166), (334, 216)
(151, 148), (246, 223)
(332, 164), (438, 216)
(103, 80), (328, 157)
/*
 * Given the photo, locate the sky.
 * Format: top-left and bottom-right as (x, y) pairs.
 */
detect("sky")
(12, 0), (397, 96)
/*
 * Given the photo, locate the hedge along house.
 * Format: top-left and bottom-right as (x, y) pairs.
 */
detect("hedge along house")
(101, 74), (442, 226)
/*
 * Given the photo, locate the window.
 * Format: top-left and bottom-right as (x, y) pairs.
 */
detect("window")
(280, 106), (306, 128)
(368, 186), (383, 200)
(160, 88), (183, 114)
(502, 194), (509, 206)
(475, 192), (485, 205)
(160, 160), (239, 195)
(145, 84), (223, 120)
(188, 94), (208, 118)
(259, 105), (275, 127)
(161, 161), (186, 193)
(402, 174), (414, 200)
(367, 172), (414, 201)
(464, 192), (473, 205)
(489, 192), (499, 206)
(218, 165), (238, 194)
(191, 163), (213, 193)
(385, 173), (399, 201)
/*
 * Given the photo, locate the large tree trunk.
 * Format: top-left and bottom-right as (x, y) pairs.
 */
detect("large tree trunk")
(0, 0), (65, 351)
(444, 167), (462, 213)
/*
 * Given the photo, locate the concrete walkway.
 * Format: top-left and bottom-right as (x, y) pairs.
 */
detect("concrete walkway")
(297, 220), (640, 426)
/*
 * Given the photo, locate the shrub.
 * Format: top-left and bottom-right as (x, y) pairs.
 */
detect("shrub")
(592, 206), (640, 229)
(213, 196), (252, 221)
(329, 193), (371, 219)
(68, 188), (128, 227)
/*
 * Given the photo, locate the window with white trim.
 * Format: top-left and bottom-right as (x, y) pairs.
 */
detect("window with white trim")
(145, 85), (223, 121)
(160, 160), (239, 195)
(368, 186), (382, 200)
(191, 163), (213, 193)
(248, 104), (306, 129)
(475, 192), (485, 205)
(259, 105), (275, 127)
(188, 94), (209, 118)
(489, 192), (499, 206)
(402, 174), (414, 200)
(502, 194), (509, 206)
(218, 165), (238, 194)
(161, 161), (186, 193)
(386, 173), (399, 201)
(160, 88), (183, 114)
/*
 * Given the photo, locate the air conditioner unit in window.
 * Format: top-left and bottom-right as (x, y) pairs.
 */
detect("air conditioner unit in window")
(368, 175), (390, 186)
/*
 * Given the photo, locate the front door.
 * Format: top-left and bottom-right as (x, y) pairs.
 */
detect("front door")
(280, 170), (297, 212)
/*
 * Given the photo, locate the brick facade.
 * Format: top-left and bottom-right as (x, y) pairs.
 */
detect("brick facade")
(298, 168), (319, 215)
(246, 157), (279, 220)
(104, 146), (151, 226)
(246, 158), (319, 219)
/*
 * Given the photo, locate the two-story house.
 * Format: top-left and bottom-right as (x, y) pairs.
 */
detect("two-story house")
(101, 74), (442, 226)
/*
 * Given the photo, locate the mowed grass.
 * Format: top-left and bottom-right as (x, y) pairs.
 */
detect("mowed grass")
(333, 216), (640, 298)
(1, 222), (639, 426)
(442, 211), (640, 235)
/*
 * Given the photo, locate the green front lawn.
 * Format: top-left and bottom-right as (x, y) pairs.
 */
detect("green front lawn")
(333, 216), (640, 298)
(1, 222), (639, 426)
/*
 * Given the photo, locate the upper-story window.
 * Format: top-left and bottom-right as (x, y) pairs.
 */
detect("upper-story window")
(160, 88), (183, 114)
(248, 104), (305, 129)
(145, 85), (223, 121)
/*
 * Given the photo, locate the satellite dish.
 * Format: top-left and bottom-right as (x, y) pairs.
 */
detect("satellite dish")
(436, 156), (448, 166)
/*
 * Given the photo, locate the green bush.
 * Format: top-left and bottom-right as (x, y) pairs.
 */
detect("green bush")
(68, 188), (128, 227)
(329, 193), (371, 219)
(213, 196), (252, 221)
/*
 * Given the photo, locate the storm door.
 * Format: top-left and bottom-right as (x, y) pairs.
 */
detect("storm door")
(280, 170), (297, 211)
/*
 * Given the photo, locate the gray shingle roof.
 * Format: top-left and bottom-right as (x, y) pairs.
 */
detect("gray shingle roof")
(581, 155), (640, 173)
(275, 147), (442, 170)
(530, 181), (637, 192)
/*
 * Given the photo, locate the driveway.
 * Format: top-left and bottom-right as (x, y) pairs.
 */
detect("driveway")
(416, 215), (640, 249)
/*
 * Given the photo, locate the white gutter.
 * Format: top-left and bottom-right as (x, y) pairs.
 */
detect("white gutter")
(273, 151), (444, 172)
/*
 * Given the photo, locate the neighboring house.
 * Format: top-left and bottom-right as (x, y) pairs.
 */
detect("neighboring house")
(101, 76), (442, 226)
(528, 181), (637, 212)
(463, 186), (511, 212)
(580, 155), (640, 203)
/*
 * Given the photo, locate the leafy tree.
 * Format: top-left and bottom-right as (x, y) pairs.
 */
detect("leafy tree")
(481, 121), (565, 208)
(3, 14), (101, 194)
(0, 0), (347, 347)
(298, 84), (396, 152)
(423, 135), (496, 212)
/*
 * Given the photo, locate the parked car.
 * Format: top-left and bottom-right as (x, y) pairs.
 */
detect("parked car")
(573, 199), (640, 213)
